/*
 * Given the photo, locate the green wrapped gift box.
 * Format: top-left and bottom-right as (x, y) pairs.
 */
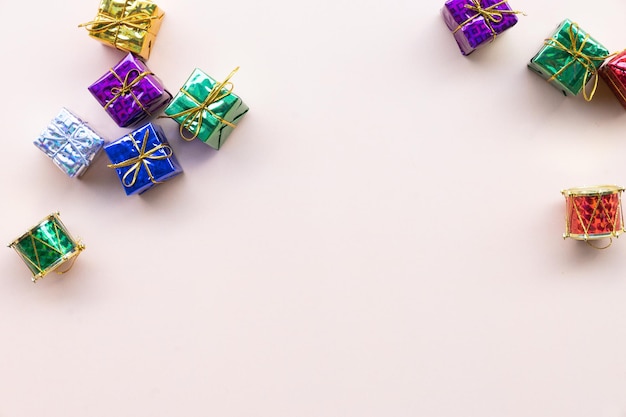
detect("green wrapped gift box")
(528, 19), (610, 99)
(164, 68), (249, 150)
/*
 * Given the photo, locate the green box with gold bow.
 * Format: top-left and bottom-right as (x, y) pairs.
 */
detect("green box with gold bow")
(163, 68), (249, 150)
(528, 19), (610, 100)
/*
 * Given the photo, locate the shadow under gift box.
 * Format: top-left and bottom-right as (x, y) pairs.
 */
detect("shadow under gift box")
(599, 51), (626, 109)
(441, 0), (519, 56)
(163, 68), (249, 150)
(80, 0), (164, 60)
(528, 19), (609, 98)
(33, 108), (105, 178)
(8, 212), (85, 282)
(104, 122), (182, 195)
(88, 52), (171, 128)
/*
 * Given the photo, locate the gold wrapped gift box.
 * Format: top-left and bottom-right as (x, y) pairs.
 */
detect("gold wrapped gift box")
(80, 0), (164, 60)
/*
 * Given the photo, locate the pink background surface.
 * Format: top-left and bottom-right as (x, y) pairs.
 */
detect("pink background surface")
(2, 0), (626, 415)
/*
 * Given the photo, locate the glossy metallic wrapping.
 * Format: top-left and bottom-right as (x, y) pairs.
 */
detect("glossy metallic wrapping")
(34, 108), (105, 178)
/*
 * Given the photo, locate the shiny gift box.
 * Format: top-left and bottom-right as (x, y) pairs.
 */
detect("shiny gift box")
(599, 51), (626, 109)
(528, 19), (609, 99)
(34, 108), (105, 178)
(164, 68), (249, 150)
(89, 52), (171, 127)
(80, 0), (164, 60)
(441, 0), (519, 56)
(105, 122), (182, 195)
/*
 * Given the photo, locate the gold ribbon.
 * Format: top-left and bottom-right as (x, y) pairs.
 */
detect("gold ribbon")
(107, 129), (173, 188)
(55, 242), (86, 275)
(105, 68), (152, 116)
(161, 67), (239, 141)
(453, 0), (524, 39)
(79, 12), (159, 33)
(545, 23), (613, 101)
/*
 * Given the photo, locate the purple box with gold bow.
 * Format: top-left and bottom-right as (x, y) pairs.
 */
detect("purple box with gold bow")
(34, 108), (105, 178)
(88, 53), (171, 128)
(105, 122), (182, 195)
(441, 0), (520, 55)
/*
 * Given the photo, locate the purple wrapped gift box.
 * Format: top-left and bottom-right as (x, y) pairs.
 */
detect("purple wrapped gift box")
(88, 53), (171, 127)
(441, 0), (519, 55)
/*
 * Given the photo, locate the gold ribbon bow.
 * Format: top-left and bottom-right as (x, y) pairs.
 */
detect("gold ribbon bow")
(162, 67), (239, 141)
(107, 129), (173, 188)
(453, 0), (524, 39)
(545, 23), (613, 101)
(105, 68), (152, 115)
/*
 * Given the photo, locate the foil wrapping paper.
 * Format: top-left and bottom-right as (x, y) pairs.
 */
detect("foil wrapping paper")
(105, 122), (182, 195)
(164, 68), (249, 150)
(599, 51), (626, 109)
(89, 52), (171, 127)
(8, 213), (83, 282)
(562, 186), (625, 241)
(84, 0), (164, 60)
(34, 108), (105, 178)
(441, 0), (518, 55)
(528, 19), (609, 97)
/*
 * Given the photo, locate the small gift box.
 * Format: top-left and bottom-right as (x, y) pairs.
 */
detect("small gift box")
(441, 0), (520, 55)
(528, 19), (610, 100)
(88, 52), (171, 127)
(34, 108), (105, 178)
(8, 212), (85, 282)
(163, 68), (249, 150)
(79, 0), (164, 60)
(599, 51), (626, 109)
(105, 122), (182, 195)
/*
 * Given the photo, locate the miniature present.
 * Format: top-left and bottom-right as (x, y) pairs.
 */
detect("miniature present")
(34, 108), (105, 178)
(528, 19), (610, 100)
(599, 51), (626, 109)
(89, 52), (171, 127)
(105, 122), (182, 195)
(441, 0), (521, 56)
(163, 67), (249, 150)
(79, 0), (164, 60)
(8, 212), (85, 282)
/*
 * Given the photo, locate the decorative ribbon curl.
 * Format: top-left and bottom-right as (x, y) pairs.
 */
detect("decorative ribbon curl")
(105, 68), (153, 116)
(453, 0), (525, 39)
(161, 67), (240, 142)
(107, 130), (173, 188)
(55, 241), (86, 275)
(545, 23), (614, 101)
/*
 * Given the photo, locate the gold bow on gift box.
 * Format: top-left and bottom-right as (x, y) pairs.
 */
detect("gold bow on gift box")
(104, 68), (153, 116)
(79, 0), (164, 60)
(162, 67), (240, 142)
(453, 0), (524, 39)
(544, 23), (614, 101)
(107, 130), (173, 188)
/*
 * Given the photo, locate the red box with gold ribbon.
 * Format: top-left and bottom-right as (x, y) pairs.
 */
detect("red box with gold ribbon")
(599, 51), (626, 109)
